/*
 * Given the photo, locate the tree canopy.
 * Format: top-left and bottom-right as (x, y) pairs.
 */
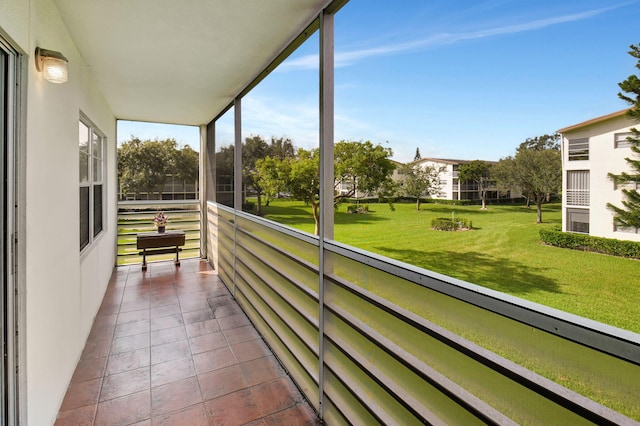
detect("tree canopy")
(607, 43), (640, 229)
(334, 140), (396, 202)
(493, 134), (561, 223)
(118, 138), (200, 199)
(397, 162), (443, 210)
(458, 160), (491, 209)
(252, 140), (395, 235)
(414, 147), (422, 161)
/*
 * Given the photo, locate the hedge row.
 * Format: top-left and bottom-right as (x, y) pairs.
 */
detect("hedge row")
(539, 228), (640, 259)
(343, 197), (531, 206)
(431, 217), (473, 231)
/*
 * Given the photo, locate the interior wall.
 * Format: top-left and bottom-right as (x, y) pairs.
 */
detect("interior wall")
(1, 0), (117, 424)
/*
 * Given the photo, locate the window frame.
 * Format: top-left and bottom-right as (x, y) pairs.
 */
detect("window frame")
(566, 208), (590, 234)
(79, 114), (105, 252)
(614, 132), (634, 149)
(566, 170), (590, 207)
(567, 138), (589, 161)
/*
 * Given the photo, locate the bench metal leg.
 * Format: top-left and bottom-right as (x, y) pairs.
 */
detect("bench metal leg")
(175, 246), (180, 266)
(142, 249), (147, 271)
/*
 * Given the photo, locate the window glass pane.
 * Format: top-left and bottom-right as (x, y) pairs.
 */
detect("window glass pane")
(567, 208), (589, 233)
(615, 133), (633, 148)
(566, 170), (589, 206)
(92, 133), (102, 159)
(568, 138), (589, 161)
(241, 32), (319, 220)
(79, 122), (90, 183)
(93, 184), (103, 237)
(80, 117), (106, 249)
(215, 107), (235, 208)
(93, 155), (102, 182)
(79, 121), (89, 154)
(80, 186), (90, 250)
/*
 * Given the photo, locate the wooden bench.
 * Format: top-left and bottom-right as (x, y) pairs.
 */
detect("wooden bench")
(136, 230), (186, 271)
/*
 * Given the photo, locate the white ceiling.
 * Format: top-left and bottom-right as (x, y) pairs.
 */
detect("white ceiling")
(54, 0), (334, 126)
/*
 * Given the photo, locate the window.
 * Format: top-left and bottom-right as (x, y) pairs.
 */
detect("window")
(567, 208), (589, 234)
(568, 138), (589, 161)
(614, 180), (639, 191)
(79, 117), (105, 251)
(615, 224), (639, 234)
(614, 132), (634, 149)
(566, 170), (589, 206)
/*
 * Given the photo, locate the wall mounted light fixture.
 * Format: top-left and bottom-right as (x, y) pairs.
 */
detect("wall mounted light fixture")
(35, 47), (68, 84)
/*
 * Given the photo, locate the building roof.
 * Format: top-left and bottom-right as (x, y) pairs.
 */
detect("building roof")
(411, 157), (497, 166)
(557, 108), (632, 133)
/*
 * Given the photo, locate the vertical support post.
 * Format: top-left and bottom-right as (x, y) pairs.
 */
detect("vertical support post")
(233, 98), (242, 295)
(318, 8), (335, 419)
(199, 124), (208, 259)
(234, 98), (243, 211)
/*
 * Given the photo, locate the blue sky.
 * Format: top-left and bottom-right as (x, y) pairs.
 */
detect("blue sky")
(119, 0), (640, 163)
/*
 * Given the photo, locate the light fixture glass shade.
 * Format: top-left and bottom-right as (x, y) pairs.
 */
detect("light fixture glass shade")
(42, 57), (68, 83)
(35, 47), (69, 84)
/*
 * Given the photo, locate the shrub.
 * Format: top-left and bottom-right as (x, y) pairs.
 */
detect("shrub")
(242, 201), (255, 212)
(347, 204), (369, 214)
(431, 217), (472, 231)
(540, 228), (640, 259)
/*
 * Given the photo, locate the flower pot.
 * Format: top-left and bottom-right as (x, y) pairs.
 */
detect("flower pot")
(157, 226), (166, 234)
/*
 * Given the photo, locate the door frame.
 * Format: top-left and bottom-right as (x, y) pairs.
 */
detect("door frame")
(0, 33), (24, 426)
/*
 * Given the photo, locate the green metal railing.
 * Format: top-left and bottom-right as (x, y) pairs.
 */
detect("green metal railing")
(208, 201), (640, 425)
(117, 200), (201, 266)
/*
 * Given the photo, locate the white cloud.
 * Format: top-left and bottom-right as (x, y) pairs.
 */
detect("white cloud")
(279, 5), (621, 71)
(241, 95), (319, 148)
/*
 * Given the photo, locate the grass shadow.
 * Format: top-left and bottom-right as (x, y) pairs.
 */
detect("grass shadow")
(374, 247), (561, 296)
(261, 203), (392, 227)
(334, 211), (391, 225)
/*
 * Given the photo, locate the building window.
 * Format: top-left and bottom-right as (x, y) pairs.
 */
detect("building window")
(567, 208), (589, 234)
(568, 138), (589, 161)
(614, 180), (639, 191)
(614, 132), (634, 149)
(615, 224), (639, 234)
(79, 117), (105, 251)
(566, 170), (589, 206)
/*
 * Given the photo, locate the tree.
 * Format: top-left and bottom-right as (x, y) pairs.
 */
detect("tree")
(242, 135), (271, 215)
(607, 43), (640, 228)
(174, 145), (200, 189)
(397, 163), (443, 210)
(458, 160), (491, 209)
(334, 140), (396, 203)
(254, 156), (291, 205)
(287, 148), (321, 234)
(214, 144), (235, 207)
(269, 137), (295, 160)
(254, 140), (395, 235)
(414, 147), (422, 161)
(494, 134), (561, 223)
(118, 138), (178, 199)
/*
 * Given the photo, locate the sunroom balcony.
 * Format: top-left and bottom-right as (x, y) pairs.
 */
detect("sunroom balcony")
(7, 0), (636, 423)
(55, 259), (319, 425)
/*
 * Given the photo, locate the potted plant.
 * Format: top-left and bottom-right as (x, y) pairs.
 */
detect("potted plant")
(153, 211), (168, 233)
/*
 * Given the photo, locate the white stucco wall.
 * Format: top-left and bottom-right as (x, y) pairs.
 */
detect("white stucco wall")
(0, 0), (30, 50)
(562, 113), (640, 242)
(1, 0), (117, 424)
(416, 160), (454, 199)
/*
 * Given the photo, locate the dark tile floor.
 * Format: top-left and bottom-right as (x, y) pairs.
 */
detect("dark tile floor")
(55, 258), (320, 426)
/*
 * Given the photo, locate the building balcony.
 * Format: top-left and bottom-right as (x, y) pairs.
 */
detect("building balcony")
(55, 259), (319, 425)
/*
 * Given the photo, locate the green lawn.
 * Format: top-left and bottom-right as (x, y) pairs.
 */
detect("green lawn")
(258, 199), (640, 334)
